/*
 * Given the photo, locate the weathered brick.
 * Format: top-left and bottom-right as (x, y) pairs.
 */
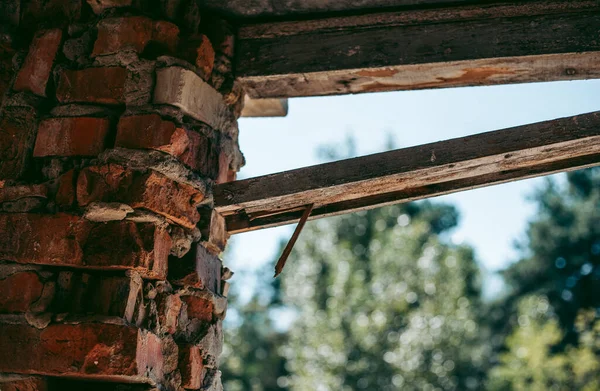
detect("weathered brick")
(115, 114), (219, 177)
(55, 170), (76, 208)
(33, 117), (111, 157)
(157, 293), (182, 335)
(92, 16), (152, 56)
(0, 183), (48, 204)
(0, 35), (16, 103)
(0, 376), (48, 391)
(169, 244), (221, 293)
(181, 294), (214, 323)
(178, 344), (204, 389)
(0, 271), (45, 313)
(180, 35), (215, 81)
(0, 106), (38, 180)
(86, 0), (132, 15)
(0, 323), (167, 381)
(21, 0), (82, 30)
(77, 164), (204, 228)
(152, 20), (180, 54)
(13, 29), (62, 97)
(199, 209), (228, 255)
(54, 272), (142, 321)
(92, 16), (179, 57)
(56, 67), (127, 105)
(153, 67), (230, 132)
(0, 213), (171, 279)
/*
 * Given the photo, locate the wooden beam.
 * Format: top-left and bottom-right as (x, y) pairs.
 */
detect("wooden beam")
(215, 111), (600, 234)
(236, 1), (600, 98)
(240, 96), (288, 117)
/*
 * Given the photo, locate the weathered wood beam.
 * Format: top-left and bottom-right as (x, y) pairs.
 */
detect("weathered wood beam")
(236, 1), (600, 98)
(215, 111), (600, 234)
(240, 96), (288, 117)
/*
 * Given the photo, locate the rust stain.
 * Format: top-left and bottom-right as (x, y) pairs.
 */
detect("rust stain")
(355, 68), (398, 77)
(358, 67), (517, 93)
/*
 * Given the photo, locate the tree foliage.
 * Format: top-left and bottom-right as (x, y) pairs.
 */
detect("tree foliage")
(221, 158), (600, 390)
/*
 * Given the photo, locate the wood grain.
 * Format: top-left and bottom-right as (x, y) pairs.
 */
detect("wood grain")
(236, 0), (600, 98)
(215, 111), (600, 234)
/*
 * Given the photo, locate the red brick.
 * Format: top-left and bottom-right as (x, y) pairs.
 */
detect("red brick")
(13, 29), (62, 97)
(55, 272), (142, 321)
(77, 165), (204, 229)
(0, 183), (48, 203)
(92, 16), (152, 57)
(178, 345), (204, 389)
(0, 377), (48, 391)
(0, 106), (37, 180)
(181, 295), (214, 323)
(168, 244), (221, 292)
(33, 117), (111, 157)
(180, 35), (214, 81)
(152, 20), (180, 54)
(0, 323), (165, 381)
(115, 114), (219, 177)
(0, 213), (171, 279)
(55, 170), (76, 208)
(0, 272), (44, 313)
(92, 16), (179, 57)
(56, 67), (127, 105)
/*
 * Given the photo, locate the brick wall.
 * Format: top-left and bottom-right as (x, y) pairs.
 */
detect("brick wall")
(0, 1), (244, 390)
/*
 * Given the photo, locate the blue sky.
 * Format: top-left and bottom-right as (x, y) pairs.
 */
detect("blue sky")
(227, 79), (600, 297)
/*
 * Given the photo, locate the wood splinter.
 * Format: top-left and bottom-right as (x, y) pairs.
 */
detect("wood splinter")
(274, 204), (314, 278)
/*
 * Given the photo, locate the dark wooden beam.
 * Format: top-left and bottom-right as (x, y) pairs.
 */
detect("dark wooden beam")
(236, 0), (600, 98)
(215, 111), (600, 234)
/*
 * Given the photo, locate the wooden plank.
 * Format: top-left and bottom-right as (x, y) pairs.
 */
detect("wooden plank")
(214, 111), (600, 234)
(236, 1), (600, 98)
(198, 0), (471, 19)
(241, 96), (288, 117)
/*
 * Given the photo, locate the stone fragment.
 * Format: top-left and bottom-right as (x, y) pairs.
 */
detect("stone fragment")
(153, 66), (231, 132)
(0, 323), (166, 381)
(86, 0), (132, 15)
(170, 226), (193, 258)
(157, 293), (182, 335)
(0, 106), (37, 180)
(77, 164), (204, 229)
(0, 213), (171, 279)
(56, 67), (127, 105)
(83, 202), (134, 222)
(115, 114), (220, 177)
(13, 29), (62, 97)
(178, 344), (204, 389)
(33, 117), (111, 157)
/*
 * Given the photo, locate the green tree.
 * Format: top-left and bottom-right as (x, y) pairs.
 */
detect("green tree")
(279, 201), (488, 390)
(488, 295), (600, 391)
(220, 272), (290, 391)
(502, 168), (600, 335)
